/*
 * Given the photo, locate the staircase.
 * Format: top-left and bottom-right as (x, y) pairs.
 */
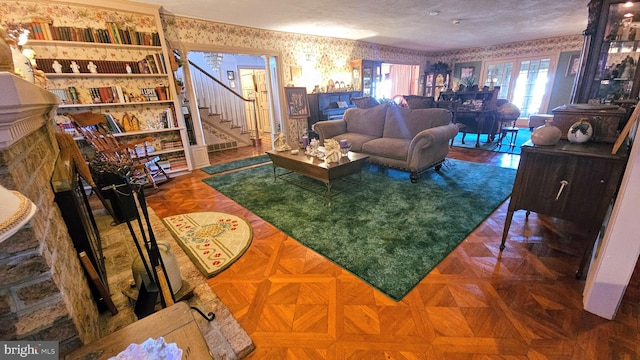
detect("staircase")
(189, 60), (258, 152)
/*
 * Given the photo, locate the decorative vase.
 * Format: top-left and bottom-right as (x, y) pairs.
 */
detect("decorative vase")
(531, 118), (562, 146)
(567, 120), (593, 143)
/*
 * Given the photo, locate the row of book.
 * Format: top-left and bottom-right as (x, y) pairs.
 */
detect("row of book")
(25, 21), (161, 46)
(166, 156), (188, 170)
(160, 138), (183, 150)
(49, 86), (171, 105)
(37, 55), (166, 75)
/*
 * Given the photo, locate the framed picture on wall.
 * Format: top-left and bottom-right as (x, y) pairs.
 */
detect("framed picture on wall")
(284, 87), (310, 118)
(227, 70), (235, 80)
(567, 54), (580, 77)
(460, 66), (474, 79)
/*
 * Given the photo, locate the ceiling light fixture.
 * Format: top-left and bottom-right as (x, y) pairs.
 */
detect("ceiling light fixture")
(624, 12), (634, 17)
(452, 19), (461, 25)
(624, 1), (634, 8)
(429, 11), (439, 16)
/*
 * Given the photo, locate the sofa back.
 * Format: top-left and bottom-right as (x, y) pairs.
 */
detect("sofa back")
(343, 103), (389, 137)
(383, 107), (452, 139)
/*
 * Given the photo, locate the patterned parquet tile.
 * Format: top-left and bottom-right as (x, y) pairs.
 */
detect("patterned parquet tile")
(141, 144), (640, 359)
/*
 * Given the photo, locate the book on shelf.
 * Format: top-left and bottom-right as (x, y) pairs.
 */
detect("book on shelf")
(23, 21), (160, 46)
(48, 88), (70, 104)
(145, 55), (159, 74)
(88, 86), (126, 104)
(168, 156), (187, 170)
(67, 87), (80, 104)
(158, 106), (177, 129)
(140, 87), (159, 101)
(103, 113), (123, 133)
(160, 138), (183, 150)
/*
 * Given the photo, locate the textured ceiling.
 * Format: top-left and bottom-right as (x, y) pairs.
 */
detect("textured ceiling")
(138, 0), (589, 52)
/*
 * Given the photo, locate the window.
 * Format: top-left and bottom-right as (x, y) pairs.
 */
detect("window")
(483, 57), (555, 118)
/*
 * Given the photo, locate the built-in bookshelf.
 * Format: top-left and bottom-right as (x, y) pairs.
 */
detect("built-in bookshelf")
(4, 1), (193, 176)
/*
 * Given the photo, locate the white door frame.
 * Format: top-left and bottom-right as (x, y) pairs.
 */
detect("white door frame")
(176, 43), (287, 151)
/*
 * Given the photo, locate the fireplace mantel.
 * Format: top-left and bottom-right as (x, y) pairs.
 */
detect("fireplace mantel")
(0, 72), (58, 149)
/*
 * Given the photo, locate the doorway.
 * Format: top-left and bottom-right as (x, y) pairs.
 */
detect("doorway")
(379, 63), (421, 99)
(182, 50), (285, 163)
(482, 56), (556, 117)
(239, 68), (272, 135)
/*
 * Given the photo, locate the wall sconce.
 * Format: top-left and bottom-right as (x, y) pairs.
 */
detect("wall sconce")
(0, 185), (37, 243)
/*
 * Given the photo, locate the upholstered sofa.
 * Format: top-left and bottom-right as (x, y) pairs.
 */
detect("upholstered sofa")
(312, 103), (459, 182)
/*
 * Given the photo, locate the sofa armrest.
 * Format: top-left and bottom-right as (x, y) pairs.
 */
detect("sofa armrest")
(312, 120), (347, 144)
(410, 123), (459, 151)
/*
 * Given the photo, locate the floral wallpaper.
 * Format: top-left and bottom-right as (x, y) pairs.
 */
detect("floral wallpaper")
(0, 1), (157, 32)
(160, 14), (430, 88)
(1, 1), (585, 145)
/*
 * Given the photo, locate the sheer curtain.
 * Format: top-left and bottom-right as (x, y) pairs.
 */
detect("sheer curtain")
(389, 65), (414, 97)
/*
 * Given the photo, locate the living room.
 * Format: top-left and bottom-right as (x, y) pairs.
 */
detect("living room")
(1, 0), (639, 359)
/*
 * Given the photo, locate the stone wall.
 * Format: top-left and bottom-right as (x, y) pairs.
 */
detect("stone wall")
(0, 74), (100, 356)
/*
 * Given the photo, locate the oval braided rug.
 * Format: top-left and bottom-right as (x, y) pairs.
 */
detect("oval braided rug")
(162, 212), (253, 277)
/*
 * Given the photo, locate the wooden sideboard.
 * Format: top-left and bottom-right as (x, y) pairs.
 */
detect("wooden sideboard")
(501, 140), (628, 279)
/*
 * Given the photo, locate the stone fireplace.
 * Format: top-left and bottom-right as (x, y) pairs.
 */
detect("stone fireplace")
(0, 74), (100, 356)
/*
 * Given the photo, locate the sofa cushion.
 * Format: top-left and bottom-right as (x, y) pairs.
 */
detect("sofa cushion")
(329, 133), (379, 152)
(343, 103), (388, 138)
(351, 96), (380, 109)
(404, 95), (436, 109)
(362, 137), (410, 161)
(382, 107), (452, 139)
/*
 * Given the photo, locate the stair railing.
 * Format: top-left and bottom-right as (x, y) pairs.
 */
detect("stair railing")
(188, 60), (259, 143)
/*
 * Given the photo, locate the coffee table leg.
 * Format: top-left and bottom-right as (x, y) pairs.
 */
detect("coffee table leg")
(272, 166), (277, 181)
(326, 182), (332, 207)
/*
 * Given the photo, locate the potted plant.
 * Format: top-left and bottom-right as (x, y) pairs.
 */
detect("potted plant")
(462, 76), (476, 86)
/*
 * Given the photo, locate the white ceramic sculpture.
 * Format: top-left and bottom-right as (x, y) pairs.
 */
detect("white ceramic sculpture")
(323, 139), (341, 164)
(274, 132), (291, 152)
(306, 138), (319, 156)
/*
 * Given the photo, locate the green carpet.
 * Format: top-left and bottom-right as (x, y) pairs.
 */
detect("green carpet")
(202, 159), (516, 300)
(201, 154), (271, 175)
(451, 127), (531, 154)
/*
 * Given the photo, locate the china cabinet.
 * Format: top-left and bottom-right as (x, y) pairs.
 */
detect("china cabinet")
(4, 1), (192, 176)
(422, 64), (451, 100)
(575, 0), (640, 104)
(350, 59), (382, 97)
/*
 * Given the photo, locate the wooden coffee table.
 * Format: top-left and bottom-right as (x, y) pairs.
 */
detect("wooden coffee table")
(266, 150), (369, 206)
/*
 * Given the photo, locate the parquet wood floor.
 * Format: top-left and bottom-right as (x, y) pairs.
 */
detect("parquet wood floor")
(144, 144), (640, 360)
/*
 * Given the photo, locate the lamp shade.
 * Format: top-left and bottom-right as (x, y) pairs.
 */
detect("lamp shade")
(0, 185), (37, 243)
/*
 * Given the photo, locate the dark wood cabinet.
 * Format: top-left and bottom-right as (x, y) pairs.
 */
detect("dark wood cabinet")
(438, 88), (500, 147)
(501, 140), (628, 278)
(575, 0), (640, 103)
(350, 60), (382, 97)
(423, 69), (451, 100)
